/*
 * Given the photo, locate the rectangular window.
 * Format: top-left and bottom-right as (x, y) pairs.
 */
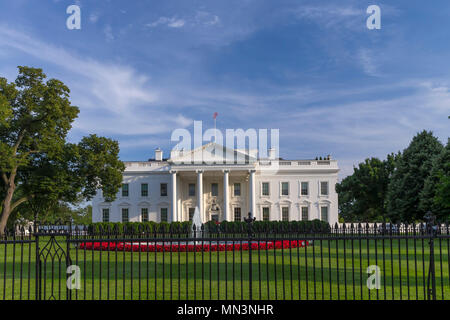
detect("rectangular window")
(121, 208), (129, 222)
(262, 207), (270, 221)
(262, 182), (270, 196)
(282, 207), (289, 221)
(211, 183), (218, 197)
(281, 182), (289, 196)
(102, 208), (109, 222)
(160, 183), (168, 196)
(122, 184), (129, 197)
(188, 208), (195, 222)
(321, 206), (328, 222)
(141, 183), (148, 197)
(188, 183), (196, 197)
(234, 183), (241, 196)
(320, 181), (329, 196)
(301, 182), (309, 196)
(141, 208), (148, 222)
(301, 207), (309, 221)
(160, 208), (168, 222)
(234, 207), (241, 221)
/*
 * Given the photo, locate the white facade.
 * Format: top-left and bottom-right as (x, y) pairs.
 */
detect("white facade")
(92, 143), (339, 225)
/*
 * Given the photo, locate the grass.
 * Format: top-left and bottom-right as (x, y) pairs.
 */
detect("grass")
(1, 236), (449, 300)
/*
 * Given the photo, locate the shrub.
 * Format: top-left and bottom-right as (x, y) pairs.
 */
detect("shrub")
(87, 219), (331, 235)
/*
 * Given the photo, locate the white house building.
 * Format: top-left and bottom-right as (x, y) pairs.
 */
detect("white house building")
(92, 143), (339, 225)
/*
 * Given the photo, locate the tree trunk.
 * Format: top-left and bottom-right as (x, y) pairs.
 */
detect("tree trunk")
(1, 134), (24, 236)
(0, 184), (15, 236)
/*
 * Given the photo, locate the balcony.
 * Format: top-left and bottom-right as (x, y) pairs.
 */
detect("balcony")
(124, 161), (169, 172)
(257, 159), (338, 171)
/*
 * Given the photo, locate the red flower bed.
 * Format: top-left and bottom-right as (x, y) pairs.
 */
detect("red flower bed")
(78, 240), (311, 252)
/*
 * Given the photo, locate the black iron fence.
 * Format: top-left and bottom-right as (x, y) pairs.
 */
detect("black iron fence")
(1, 215), (449, 300)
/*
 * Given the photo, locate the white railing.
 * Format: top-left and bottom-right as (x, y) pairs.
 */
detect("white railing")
(258, 160), (338, 168)
(124, 160), (338, 170)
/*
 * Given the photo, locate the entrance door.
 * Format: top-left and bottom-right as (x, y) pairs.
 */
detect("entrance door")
(210, 213), (219, 222)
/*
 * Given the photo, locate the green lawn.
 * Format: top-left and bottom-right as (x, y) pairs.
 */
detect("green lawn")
(1, 236), (449, 300)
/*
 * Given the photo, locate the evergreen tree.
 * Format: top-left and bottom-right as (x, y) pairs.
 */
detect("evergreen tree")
(386, 131), (444, 222)
(420, 139), (450, 222)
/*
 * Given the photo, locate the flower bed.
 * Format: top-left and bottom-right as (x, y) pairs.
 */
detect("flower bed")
(78, 240), (311, 252)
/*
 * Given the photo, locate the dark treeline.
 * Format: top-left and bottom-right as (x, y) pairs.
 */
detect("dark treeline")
(336, 130), (449, 223)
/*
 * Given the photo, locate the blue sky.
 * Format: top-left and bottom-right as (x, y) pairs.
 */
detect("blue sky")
(0, 0), (449, 178)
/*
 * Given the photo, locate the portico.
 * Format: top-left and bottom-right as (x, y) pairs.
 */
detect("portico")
(170, 168), (254, 223)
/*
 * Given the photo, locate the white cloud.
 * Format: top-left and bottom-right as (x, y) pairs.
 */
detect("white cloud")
(357, 48), (379, 77)
(297, 5), (361, 19)
(147, 17), (185, 28)
(103, 24), (114, 41)
(273, 84), (448, 177)
(89, 13), (99, 23)
(195, 11), (220, 26)
(0, 25), (191, 137)
(416, 81), (450, 112)
(158, 78), (448, 179)
(168, 19), (185, 28)
(145, 11), (220, 31)
(293, 5), (363, 29)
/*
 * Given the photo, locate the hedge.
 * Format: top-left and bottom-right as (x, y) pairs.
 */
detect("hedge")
(86, 219), (330, 235)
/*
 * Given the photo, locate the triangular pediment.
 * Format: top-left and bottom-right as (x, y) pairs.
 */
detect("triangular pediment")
(169, 142), (257, 165)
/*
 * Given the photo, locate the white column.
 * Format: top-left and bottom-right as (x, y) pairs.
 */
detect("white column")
(170, 170), (177, 222)
(223, 170), (229, 221)
(316, 203), (321, 220)
(249, 169), (256, 219)
(197, 170), (204, 222)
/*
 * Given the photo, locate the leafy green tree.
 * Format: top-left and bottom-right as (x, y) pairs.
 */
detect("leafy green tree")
(434, 174), (450, 217)
(419, 139), (450, 222)
(13, 191), (93, 227)
(0, 66), (124, 235)
(37, 202), (92, 225)
(386, 131), (444, 222)
(73, 205), (92, 225)
(336, 154), (397, 222)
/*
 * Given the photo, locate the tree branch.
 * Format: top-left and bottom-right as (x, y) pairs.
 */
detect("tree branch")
(10, 195), (33, 212)
(1, 172), (7, 185)
(23, 150), (39, 156)
(13, 129), (26, 155)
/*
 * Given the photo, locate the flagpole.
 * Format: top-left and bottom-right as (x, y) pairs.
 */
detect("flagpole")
(213, 112), (218, 143)
(214, 117), (216, 143)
